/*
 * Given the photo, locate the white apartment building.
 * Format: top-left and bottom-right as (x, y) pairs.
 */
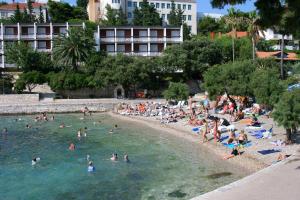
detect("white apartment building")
(0, 23), (182, 68)
(87, 0), (197, 34)
(259, 29), (299, 51)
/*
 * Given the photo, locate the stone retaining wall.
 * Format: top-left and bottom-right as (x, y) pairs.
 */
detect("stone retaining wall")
(0, 103), (112, 114)
(0, 94), (40, 104)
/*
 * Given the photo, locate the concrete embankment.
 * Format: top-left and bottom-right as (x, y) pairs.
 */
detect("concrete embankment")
(191, 150), (300, 200)
(0, 98), (165, 114)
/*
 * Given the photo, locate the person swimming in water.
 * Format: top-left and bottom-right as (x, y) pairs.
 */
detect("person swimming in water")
(69, 143), (75, 151)
(26, 124), (32, 129)
(88, 161), (95, 172)
(77, 129), (82, 139)
(109, 129), (114, 134)
(110, 153), (118, 161)
(2, 128), (8, 134)
(124, 154), (129, 162)
(32, 157), (41, 165)
(86, 154), (90, 161)
(59, 123), (65, 128)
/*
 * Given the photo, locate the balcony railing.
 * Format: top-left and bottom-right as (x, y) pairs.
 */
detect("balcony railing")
(100, 38), (115, 43)
(36, 34), (51, 39)
(20, 35), (35, 39)
(3, 35), (18, 39)
(37, 48), (51, 52)
(132, 52), (148, 56)
(149, 37), (164, 42)
(115, 37), (131, 42)
(133, 37), (148, 42)
(166, 37), (181, 42)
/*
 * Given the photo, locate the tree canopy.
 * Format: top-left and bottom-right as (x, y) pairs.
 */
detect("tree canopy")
(100, 5), (127, 26)
(132, 0), (162, 26)
(53, 28), (95, 71)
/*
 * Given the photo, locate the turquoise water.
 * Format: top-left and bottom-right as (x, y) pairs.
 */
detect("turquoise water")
(0, 114), (246, 200)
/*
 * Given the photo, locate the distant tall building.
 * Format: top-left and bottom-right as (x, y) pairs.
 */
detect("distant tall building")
(87, 0), (197, 34)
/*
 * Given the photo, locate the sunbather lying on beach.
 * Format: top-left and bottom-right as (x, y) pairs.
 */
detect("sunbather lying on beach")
(223, 147), (240, 160)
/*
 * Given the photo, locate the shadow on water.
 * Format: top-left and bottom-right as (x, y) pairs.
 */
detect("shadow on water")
(205, 172), (232, 179)
(168, 189), (187, 198)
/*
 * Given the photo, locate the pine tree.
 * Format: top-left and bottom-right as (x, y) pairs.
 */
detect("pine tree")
(11, 3), (22, 23)
(39, 6), (44, 23)
(22, 8), (31, 23)
(116, 7), (127, 25)
(132, 0), (161, 26)
(101, 4), (116, 25)
(27, 0), (34, 22)
(168, 1), (183, 26)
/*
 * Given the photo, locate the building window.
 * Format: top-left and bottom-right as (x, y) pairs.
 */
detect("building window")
(162, 14), (165, 20)
(128, 12), (132, 18)
(183, 4), (186, 10)
(177, 4), (181, 9)
(161, 3), (165, 8)
(188, 5), (191, 10)
(133, 2), (137, 7)
(188, 26), (192, 31)
(139, 2), (142, 7)
(150, 2), (155, 7)
(156, 3), (159, 8)
(167, 3), (170, 9)
(128, 1), (132, 7)
(188, 15), (191, 21)
(182, 15), (186, 21)
(38, 41), (46, 49)
(167, 14), (170, 19)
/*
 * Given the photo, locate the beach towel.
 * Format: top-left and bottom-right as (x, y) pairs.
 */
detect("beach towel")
(239, 118), (252, 124)
(219, 135), (229, 142)
(222, 141), (252, 149)
(257, 149), (281, 155)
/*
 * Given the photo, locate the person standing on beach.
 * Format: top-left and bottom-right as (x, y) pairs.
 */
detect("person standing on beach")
(213, 118), (220, 143)
(202, 120), (208, 143)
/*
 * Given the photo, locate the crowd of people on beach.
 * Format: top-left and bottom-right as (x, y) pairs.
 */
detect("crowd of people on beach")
(116, 94), (287, 161)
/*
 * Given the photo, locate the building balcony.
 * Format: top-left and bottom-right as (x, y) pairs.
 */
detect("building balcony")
(3, 35), (18, 39)
(132, 52), (148, 56)
(149, 37), (164, 42)
(115, 37), (131, 43)
(133, 37), (149, 43)
(37, 49), (51, 53)
(5, 63), (16, 68)
(166, 37), (181, 42)
(149, 52), (162, 56)
(100, 37), (115, 43)
(0, 49), (3, 54)
(36, 34), (51, 39)
(20, 35), (35, 39)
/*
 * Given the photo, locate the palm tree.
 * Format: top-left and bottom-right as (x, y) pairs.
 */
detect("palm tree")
(53, 28), (95, 71)
(245, 11), (264, 60)
(224, 8), (245, 62)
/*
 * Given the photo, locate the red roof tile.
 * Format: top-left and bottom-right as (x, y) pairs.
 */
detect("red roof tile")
(256, 51), (300, 61)
(0, 3), (46, 10)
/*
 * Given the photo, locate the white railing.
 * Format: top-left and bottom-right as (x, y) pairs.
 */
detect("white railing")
(149, 37), (164, 42)
(36, 34), (51, 39)
(3, 35), (18, 39)
(115, 38), (131, 42)
(100, 38), (115, 43)
(37, 49), (51, 53)
(20, 35), (35, 39)
(166, 37), (181, 42)
(149, 52), (162, 56)
(131, 52), (148, 56)
(5, 63), (16, 68)
(133, 37), (149, 43)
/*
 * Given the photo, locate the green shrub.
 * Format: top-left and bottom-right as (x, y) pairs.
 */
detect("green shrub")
(163, 82), (189, 101)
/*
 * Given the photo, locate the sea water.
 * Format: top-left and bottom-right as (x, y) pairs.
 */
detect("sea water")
(0, 114), (246, 200)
